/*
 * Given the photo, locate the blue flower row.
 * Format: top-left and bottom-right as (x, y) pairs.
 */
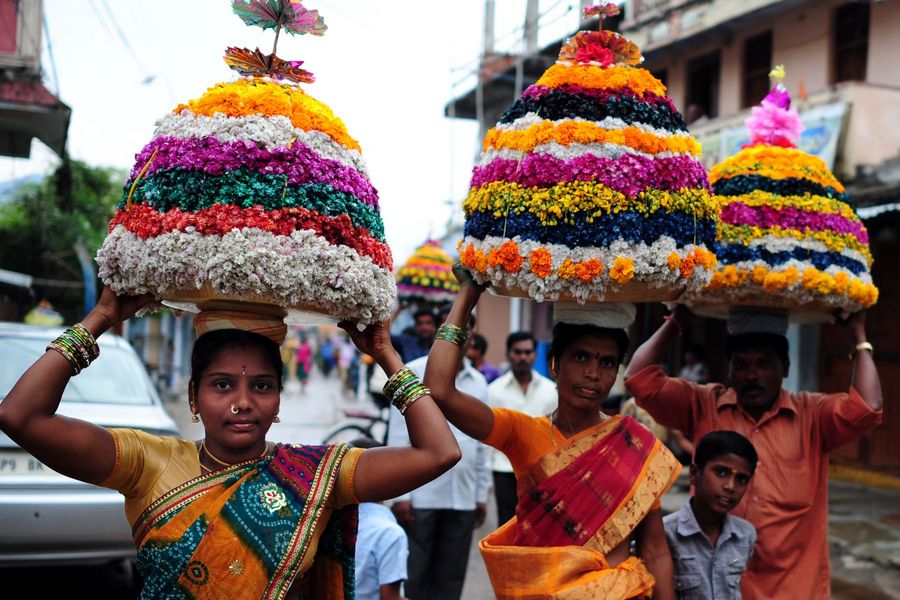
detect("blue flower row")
(464, 210), (717, 249)
(713, 175), (853, 208)
(499, 89), (687, 133)
(715, 243), (866, 274)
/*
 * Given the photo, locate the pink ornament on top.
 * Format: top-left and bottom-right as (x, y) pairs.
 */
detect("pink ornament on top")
(744, 65), (804, 148)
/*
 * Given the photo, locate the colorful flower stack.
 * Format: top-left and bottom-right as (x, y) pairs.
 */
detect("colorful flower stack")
(684, 67), (878, 320)
(96, 1), (395, 324)
(396, 240), (460, 307)
(458, 4), (718, 303)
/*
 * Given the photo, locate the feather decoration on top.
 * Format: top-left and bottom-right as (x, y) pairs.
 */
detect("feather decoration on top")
(744, 65), (804, 148)
(225, 0), (326, 84)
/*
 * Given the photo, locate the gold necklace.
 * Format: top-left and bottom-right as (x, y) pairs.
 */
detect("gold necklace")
(200, 440), (268, 470)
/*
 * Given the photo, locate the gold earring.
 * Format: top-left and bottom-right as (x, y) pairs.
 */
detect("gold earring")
(550, 357), (557, 377)
(188, 382), (199, 422)
(273, 415), (281, 423)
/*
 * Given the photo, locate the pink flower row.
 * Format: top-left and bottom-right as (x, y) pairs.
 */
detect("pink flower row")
(129, 135), (379, 207)
(471, 153), (709, 197)
(720, 202), (869, 244)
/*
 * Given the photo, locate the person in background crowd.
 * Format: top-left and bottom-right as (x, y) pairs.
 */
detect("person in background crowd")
(466, 333), (501, 383)
(295, 333), (313, 393)
(319, 335), (336, 377)
(626, 305), (883, 599)
(486, 331), (557, 526)
(678, 342), (710, 384)
(665, 430), (758, 599)
(352, 437), (410, 600)
(391, 308), (438, 363)
(338, 335), (359, 395)
(387, 316), (491, 600)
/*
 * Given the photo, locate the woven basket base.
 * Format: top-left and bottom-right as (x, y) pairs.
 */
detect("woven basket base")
(487, 281), (684, 304)
(160, 286), (338, 326)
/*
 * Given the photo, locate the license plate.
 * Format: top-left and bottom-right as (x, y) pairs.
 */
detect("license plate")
(0, 451), (57, 475)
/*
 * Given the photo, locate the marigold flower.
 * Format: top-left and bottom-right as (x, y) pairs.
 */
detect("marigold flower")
(489, 240), (524, 273)
(474, 249), (488, 273)
(529, 247), (554, 278)
(575, 258), (604, 282)
(667, 252), (680, 271)
(558, 258), (577, 280)
(609, 257), (634, 284)
(679, 255), (695, 279)
(832, 271), (850, 294)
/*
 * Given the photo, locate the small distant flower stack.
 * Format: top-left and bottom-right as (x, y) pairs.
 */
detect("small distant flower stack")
(396, 240), (460, 306)
(458, 3), (718, 303)
(96, 0), (395, 324)
(684, 66), (878, 319)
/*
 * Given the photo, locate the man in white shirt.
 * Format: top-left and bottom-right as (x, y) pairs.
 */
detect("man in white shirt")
(487, 331), (558, 526)
(387, 354), (491, 600)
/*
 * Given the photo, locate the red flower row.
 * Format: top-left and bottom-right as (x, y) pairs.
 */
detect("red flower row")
(110, 203), (393, 269)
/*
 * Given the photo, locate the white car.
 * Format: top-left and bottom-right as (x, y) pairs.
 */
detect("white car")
(0, 321), (180, 566)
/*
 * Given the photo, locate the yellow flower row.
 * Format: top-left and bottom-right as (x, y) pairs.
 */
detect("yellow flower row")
(464, 180), (718, 226)
(398, 266), (456, 280)
(175, 79), (361, 151)
(483, 120), (701, 156)
(710, 146), (843, 191)
(536, 64), (667, 98)
(718, 223), (873, 265)
(716, 190), (859, 221)
(707, 264), (878, 306)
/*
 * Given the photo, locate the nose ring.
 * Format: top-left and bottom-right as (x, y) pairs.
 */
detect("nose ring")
(230, 404), (239, 414)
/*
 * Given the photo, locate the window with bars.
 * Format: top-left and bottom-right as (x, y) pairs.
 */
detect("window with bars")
(832, 2), (870, 84)
(686, 51), (720, 123)
(743, 31), (773, 108)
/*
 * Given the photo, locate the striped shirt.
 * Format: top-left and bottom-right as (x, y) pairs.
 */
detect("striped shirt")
(626, 365), (882, 600)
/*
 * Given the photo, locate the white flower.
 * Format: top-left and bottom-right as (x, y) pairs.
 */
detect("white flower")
(96, 226), (396, 323)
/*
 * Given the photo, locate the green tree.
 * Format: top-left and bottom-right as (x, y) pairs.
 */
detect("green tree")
(0, 159), (126, 322)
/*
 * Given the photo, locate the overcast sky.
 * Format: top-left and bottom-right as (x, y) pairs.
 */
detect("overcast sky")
(2, 0), (583, 264)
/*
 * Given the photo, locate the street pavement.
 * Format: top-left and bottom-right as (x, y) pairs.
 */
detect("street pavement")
(163, 371), (900, 599)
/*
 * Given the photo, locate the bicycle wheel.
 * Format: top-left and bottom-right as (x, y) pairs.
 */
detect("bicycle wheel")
(321, 424), (373, 445)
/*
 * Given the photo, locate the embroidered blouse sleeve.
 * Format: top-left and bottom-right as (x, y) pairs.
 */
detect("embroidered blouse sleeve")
(99, 428), (167, 498)
(331, 447), (364, 508)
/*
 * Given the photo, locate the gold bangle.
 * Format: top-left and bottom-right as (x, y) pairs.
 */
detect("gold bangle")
(849, 341), (874, 360)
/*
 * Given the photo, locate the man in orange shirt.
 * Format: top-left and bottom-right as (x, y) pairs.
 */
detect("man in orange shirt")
(624, 307), (883, 599)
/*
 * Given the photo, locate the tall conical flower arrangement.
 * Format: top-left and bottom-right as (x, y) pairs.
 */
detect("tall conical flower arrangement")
(685, 66), (878, 320)
(96, 0), (395, 324)
(458, 3), (718, 303)
(396, 240), (460, 306)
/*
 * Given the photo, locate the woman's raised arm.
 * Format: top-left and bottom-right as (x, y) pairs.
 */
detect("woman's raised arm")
(340, 320), (461, 502)
(0, 287), (155, 485)
(422, 277), (495, 441)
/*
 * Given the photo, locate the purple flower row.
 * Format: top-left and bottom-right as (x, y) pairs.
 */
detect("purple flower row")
(720, 202), (869, 244)
(471, 153), (710, 197)
(129, 135), (379, 208)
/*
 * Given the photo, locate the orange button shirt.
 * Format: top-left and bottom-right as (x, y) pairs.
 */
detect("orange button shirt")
(625, 365), (882, 600)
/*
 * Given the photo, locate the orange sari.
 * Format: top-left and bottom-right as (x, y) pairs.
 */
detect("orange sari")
(480, 415), (680, 599)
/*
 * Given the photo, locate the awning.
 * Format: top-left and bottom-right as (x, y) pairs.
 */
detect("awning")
(0, 268), (33, 289)
(0, 79), (70, 158)
(858, 203), (900, 221)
